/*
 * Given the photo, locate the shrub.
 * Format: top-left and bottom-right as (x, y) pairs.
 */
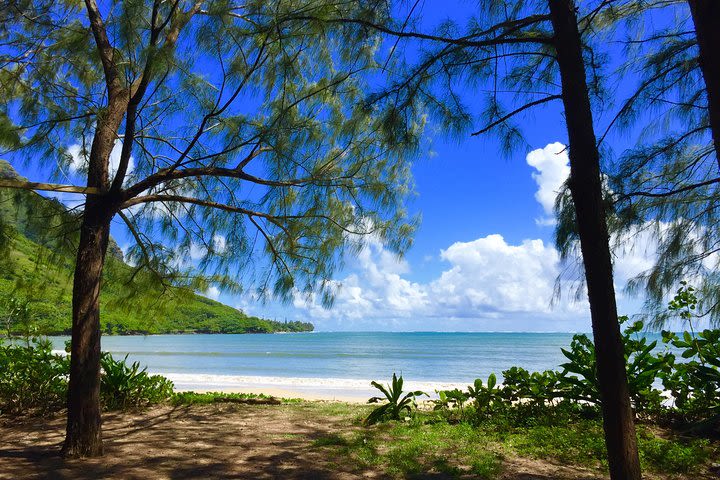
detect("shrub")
(365, 373), (426, 425)
(559, 316), (669, 415)
(0, 338), (174, 415)
(100, 353), (174, 410)
(0, 338), (68, 415)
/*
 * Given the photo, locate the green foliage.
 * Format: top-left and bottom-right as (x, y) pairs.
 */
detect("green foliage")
(0, 338), (68, 415)
(0, 0), (419, 307)
(1, 294), (36, 341)
(365, 373), (426, 425)
(326, 406), (711, 477)
(0, 186), (313, 335)
(636, 429), (710, 474)
(0, 338), (175, 415)
(508, 419), (710, 474)
(428, 285), (720, 434)
(559, 316), (670, 414)
(317, 420), (502, 479)
(171, 391), (299, 406)
(100, 353), (174, 410)
(660, 328), (720, 431)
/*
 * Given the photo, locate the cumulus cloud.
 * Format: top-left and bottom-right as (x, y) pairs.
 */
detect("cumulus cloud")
(526, 142), (569, 226)
(292, 232), (587, 330)
(269, 142), (664, 331)
(67, 141), (135, 184)
(204, 286), (221, 300)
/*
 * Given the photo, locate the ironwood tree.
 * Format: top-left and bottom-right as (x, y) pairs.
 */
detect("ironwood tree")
(552, 0), (720, 327)
(0, 0), (418, 457)
(311, 0), (643, 477)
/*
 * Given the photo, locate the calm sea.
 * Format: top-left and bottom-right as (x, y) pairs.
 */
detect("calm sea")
(48, 332), (665, 398)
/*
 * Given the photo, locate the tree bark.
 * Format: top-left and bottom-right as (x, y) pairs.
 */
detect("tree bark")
(687, 0), (720, 170)
(61, 96), (123, 457)
(547, 1), (642, 479)
(60, 197), (112, 458)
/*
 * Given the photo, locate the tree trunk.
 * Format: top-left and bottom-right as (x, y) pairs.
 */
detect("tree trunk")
(61, 196), (112, 458)
(687, 0), (720, 170)
(547, 1), (642, 479)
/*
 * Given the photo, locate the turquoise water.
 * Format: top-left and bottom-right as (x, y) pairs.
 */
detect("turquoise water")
(47, 332), (667, 396)
(49, 332), (582, 380)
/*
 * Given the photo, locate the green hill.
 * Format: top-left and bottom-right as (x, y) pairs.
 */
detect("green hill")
(0, 161), (313, 336)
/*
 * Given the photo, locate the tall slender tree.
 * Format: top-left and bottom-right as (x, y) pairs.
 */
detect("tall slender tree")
(547, 1), (641, 477)
(0, 0), (418, 456)
(557, 0), (720, 326)
(309, 0), (641, 476)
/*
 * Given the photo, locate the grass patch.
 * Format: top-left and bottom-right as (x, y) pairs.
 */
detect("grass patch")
(310, 408), (715, 479)
(637, 429), (711, 473)
(170, 391), (302, 406)
(313, 416), (503, 479)
(503, 418), (711, 474)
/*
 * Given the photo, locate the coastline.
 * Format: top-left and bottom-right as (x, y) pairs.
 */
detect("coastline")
(162, 372), (469, 402)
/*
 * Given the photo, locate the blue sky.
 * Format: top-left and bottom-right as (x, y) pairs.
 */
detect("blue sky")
(6, 0), (697, 332)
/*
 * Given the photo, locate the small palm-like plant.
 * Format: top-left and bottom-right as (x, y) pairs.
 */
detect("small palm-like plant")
(365, 373), (426, 425)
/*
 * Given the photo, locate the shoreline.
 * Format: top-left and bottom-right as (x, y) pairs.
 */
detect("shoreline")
(162, 372), (469, 402)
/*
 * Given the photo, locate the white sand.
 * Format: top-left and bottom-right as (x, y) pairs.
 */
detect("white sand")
(163, 373), (469, 402)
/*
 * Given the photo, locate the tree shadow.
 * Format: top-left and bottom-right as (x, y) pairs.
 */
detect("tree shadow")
(0, 404), (609, 480)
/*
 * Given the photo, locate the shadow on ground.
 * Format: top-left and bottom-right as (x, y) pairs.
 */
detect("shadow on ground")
(0, 404), (603, 480)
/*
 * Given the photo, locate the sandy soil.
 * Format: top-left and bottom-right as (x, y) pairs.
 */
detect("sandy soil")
(0, 403), (709, 480)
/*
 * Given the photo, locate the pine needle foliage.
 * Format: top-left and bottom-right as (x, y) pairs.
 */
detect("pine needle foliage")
(0, 1), (424, 309)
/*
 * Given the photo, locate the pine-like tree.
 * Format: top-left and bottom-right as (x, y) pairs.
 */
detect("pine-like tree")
(0, 0), (418, 457)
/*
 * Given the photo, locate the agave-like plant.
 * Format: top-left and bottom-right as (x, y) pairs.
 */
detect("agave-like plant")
(365, 373), (427, 425)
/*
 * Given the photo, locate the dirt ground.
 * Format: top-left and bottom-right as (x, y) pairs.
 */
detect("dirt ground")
(0, 402), (686, 480)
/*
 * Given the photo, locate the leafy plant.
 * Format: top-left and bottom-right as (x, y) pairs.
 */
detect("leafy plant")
(1, 295), (39, 345)
(433, 388), (469, 423)
(0, 338), (68, 415)
(365, 373), (426, 425)
(100, 353), (174, 410)
(559, 316), (668, 413)
(466, 374), (506, 421)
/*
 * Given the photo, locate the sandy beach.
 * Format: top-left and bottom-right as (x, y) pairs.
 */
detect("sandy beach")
(164, 373), (469, 403)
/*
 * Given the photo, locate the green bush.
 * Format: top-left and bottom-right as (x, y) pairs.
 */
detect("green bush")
(559, 316), (670, 415)
(100, 353), (174, 410)
(0, 338), (174, 415)
(0, 338), (68, 415)
(424, 283), (720, 433)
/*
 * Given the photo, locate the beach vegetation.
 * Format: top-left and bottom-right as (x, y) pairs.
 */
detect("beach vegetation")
(1, 0), (418, 456)
(365, 373), (427, 425)
(317, 407), (712, 478)
(100, 353), (174, 411)
(0, 338), (68, 415)
(429, 321), (720, 434)
(0, 338), (173, 415)
(171, 391), (301, 406)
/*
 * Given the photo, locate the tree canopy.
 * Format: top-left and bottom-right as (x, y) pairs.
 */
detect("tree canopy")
(0, 0), (419, 305)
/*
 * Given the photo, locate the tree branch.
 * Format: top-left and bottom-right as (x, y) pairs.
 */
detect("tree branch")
(471, 95), (562, 136)
(84, 0), (121, 95)
(617, 177), (720, 201)
(0, 179), (102, 195)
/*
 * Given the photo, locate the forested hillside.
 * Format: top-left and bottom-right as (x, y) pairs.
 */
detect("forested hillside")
(0, 161), (313, 335)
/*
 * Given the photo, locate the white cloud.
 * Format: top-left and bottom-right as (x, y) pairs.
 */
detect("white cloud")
(67, 141), (135, 184)
(526, 142), (569, 226)
(432, 235), (567, 315)
(204, 286), (221, 300)
(291, 232), (587, 330)
(246, 142), (673, 331)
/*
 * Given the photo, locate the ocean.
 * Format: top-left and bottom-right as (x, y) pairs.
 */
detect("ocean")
(48, 331), (664, 400)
